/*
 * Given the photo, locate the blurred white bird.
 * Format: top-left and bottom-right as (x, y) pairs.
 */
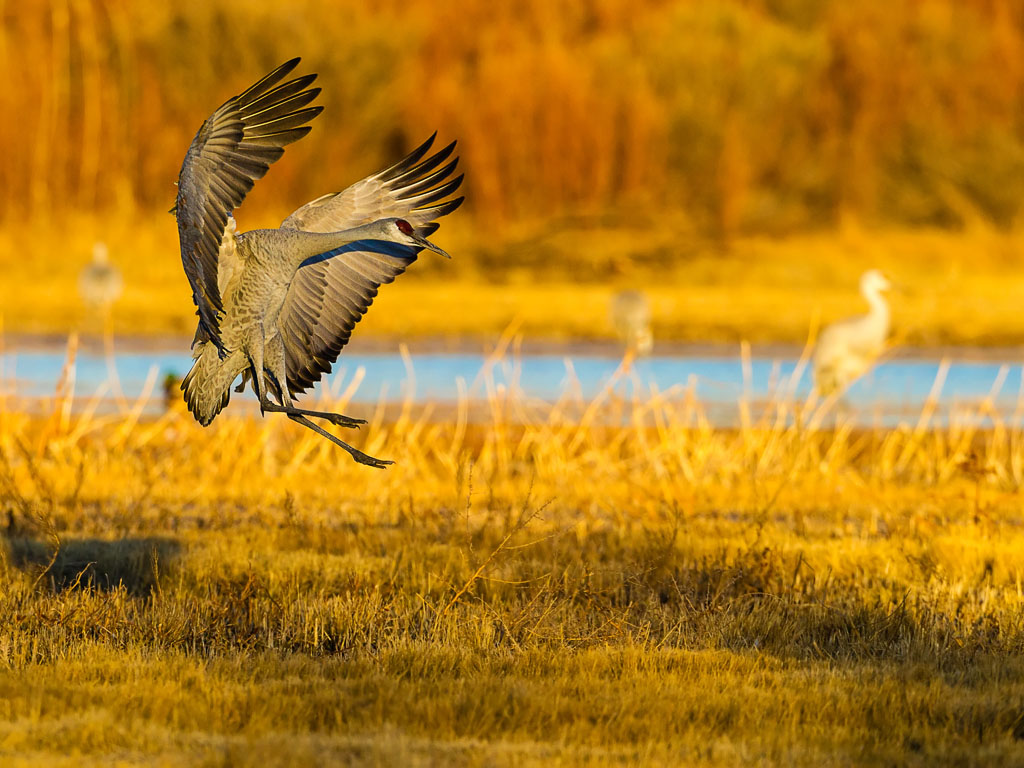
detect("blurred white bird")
(610, 289), (653, 357)
(79, 241), (126, 401)
(813, 269), (892, 396)
(78, 242), (123, 311)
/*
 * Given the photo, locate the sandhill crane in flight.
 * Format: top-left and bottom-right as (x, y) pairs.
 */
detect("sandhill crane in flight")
(813, 269), (891, 396)
(173, 58), (463, 467)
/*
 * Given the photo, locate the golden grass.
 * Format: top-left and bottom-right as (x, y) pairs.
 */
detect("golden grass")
(6, 5), (1024, 758)
(1, 348), (1024, 764)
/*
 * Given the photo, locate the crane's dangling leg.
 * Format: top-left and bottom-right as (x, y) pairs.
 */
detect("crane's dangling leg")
(253, 333), (366, 427)
(243, 329), (361, 426)
(260, 393), (366, 427)
(249, 327), (269, 414)
(286, 412), (393, 469)
(235, 369), (364, 426)
(255, 334), (392, 468)
(260, 399), (366, 428)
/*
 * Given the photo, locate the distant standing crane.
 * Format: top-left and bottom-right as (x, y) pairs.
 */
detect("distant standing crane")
(813, 269), (892, 396)
(610, 290), (653, 358)
(79, 241), (124, 398)
(79, 242), (123, 313)
(173, 58), (463, 468)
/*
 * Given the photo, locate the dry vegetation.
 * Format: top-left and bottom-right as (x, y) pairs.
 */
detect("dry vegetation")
(8, 0), (1024, 230)
(4, 2), (1024, 765)
(1, 349), (1024, 765)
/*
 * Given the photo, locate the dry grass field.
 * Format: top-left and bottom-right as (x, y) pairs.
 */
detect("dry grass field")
(1, 354), (1024, 766)
(4, 1), (1024, 764)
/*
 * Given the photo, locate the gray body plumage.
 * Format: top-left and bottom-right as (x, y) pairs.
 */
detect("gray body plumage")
(174, 59), (463, 466)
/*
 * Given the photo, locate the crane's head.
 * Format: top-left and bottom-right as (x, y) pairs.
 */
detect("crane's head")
(92, 241), (110, 265)
(860, 269), (891, 294)
(376, 217), (451, 259)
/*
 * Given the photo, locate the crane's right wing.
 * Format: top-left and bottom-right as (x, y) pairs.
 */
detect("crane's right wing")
(276, 135), (464, 396)
(280, 133), (462, 233)
(174, 57), (322, 352)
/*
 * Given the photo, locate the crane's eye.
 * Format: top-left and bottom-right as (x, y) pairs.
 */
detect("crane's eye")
(395, 219), (413, 236)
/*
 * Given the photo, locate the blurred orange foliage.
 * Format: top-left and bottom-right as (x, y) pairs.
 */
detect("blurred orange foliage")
(3, 0), (1024, 236)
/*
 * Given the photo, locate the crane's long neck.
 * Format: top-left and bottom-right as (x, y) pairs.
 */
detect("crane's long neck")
(276, 222), (390, 272)
(863, 284), (890, 332)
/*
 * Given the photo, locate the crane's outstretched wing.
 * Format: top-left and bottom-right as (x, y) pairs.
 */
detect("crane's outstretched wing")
(277, 134), (464, 395)
(175, 57), (322, 352)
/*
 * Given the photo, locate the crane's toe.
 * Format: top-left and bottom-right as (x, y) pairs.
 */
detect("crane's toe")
(326, 413), (367, 428)
(351, 451), (394, 469)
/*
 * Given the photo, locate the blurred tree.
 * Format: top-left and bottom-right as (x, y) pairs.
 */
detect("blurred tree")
(3, 0), (1024, 235)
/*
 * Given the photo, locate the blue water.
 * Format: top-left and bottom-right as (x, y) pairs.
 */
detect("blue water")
(2, 347), (1021, 422)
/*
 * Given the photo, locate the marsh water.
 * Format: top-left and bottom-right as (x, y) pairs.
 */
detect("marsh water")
(2, 337), (1022, 427)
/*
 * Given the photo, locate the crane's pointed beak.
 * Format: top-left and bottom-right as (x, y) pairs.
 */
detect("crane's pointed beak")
(412, 234), (451, 259)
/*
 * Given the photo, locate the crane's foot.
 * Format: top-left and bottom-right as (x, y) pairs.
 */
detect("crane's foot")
(347, 448), (394, 469)
(319, 412), (367, 428)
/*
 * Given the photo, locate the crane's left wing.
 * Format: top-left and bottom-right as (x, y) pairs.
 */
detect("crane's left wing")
(277, 135), (464, 395)
(175, 58), (322, 352)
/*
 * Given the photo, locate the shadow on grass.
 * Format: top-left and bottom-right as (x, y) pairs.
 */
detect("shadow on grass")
(6, 535), (181, 595)
(598, 540), (1024, 671)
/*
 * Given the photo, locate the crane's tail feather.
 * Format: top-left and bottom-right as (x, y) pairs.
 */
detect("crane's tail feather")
(181, 344), (246, 426)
